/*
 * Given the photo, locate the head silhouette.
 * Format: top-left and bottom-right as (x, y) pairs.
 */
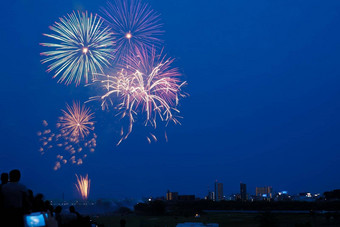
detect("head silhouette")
(9, 169), (21, 182)
(69, 206), (75, 213)
(55, 206), (62, 214)
(1, 173), (8, 184)
(35, 193), (44, 200)
(28, 189), (33, 197)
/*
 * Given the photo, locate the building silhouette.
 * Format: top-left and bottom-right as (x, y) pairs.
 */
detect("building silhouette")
(217, 183), (223, 201)
(256, 186), (273, 199)
(208, 191), (215, 200)
(214, 181), (223, 201)
(240, 182), (247, 201)
(178, 195), (195, 201)
(206, 186), (215, 201)
(166, 190), (178, 201)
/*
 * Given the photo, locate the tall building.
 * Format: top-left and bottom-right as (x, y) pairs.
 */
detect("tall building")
(240, 182), (247, 201)
(214, 181), (223, 201)
(256, 186), (273, 199)
(214, 181), (217, 201)
(217, 183), (223, 201)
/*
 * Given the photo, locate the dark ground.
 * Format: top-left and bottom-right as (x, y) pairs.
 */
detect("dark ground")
(93, 212), (340, 227)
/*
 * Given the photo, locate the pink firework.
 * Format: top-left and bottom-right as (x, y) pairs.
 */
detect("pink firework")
(101, 0), (163, 61)
(94, 47), (186, 143)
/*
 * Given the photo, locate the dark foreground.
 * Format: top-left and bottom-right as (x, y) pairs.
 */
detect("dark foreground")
(93, 212), (340, 227)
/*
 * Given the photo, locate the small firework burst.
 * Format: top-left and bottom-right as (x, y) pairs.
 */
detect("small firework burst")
(59, 101), (95, 140)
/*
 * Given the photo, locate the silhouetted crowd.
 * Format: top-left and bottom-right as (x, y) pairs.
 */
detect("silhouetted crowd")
(0, 169), (94, 227)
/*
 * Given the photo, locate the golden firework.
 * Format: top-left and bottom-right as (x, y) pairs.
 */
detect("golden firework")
(59, 102), (94, 140)
(75, 174), (90, 200)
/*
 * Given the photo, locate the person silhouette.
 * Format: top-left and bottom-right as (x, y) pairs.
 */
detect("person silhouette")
(1, 169), (28, 227)
(54, 206), (63, 226)
(69, 205), (81, 219)
(68, 205), (84, 226)
(0, 173), (9, 223)
(120, 218), (126, 227)
(0, 173), (8, 186)
(0, 173), (9, 202)
(33, 193), (45, 212)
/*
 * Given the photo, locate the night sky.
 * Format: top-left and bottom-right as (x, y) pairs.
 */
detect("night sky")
(1, 0), (340, 200)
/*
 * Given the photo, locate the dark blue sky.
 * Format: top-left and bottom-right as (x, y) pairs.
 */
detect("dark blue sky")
(1, 0), (340, 200)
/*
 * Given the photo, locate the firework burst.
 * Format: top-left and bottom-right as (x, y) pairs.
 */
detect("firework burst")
(59, 101), (95, 140)
(37, 102), (97, 170)
(102, 0), (162, 61)
(75, 174), (91, 200)
(92, 47), (186, 144)
(41, 11), (115, 85)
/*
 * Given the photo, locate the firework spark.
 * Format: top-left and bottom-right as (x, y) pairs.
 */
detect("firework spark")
(102, 0), (162, 61)
(41, 11), (115, 85)
(75, 174), (90, 200)
(92, 47), (186, 143)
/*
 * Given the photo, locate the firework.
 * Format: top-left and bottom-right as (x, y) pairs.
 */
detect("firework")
(93, 47), (186, 143)
(75, 174), (90, 200)
(102, 0), (162, 61)
(41, 11), (115, 85)
(59, 101), (95, 140)
(38, 102), (97, 170)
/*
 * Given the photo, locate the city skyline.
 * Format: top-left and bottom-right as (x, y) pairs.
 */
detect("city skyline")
(46, 179), (334, 201)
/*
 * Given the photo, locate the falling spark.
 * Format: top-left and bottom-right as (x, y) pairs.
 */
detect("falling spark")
(42, 120), (48, 127)
(165, 131), (168, 142)
(54, 162), (61, 171)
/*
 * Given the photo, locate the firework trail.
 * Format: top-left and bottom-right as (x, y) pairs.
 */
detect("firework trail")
(41, 11), (115, 86)
(102, 0), (162, 62)
(75, 174), (90, 200)
(92, 47), (186, 144)
(38, 102), (97, 170)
